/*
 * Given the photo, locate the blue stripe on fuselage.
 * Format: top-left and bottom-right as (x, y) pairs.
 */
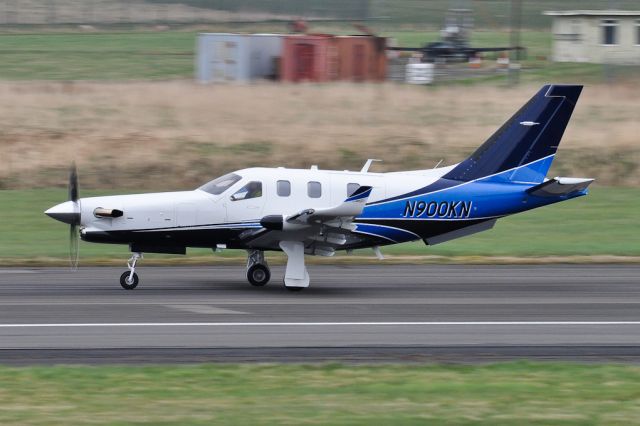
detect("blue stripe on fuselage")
(360, 156), (588, 223)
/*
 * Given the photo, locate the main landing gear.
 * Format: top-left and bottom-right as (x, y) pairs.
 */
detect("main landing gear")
(246, 250), (270, 287)
(246, 246), (308, 291)
(120, 252), (142, 290)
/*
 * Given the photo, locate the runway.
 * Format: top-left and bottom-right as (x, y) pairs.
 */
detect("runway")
(0, 264), (639, 363)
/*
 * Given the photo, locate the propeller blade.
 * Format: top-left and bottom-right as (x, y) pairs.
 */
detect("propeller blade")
(70, 224), (79, 270)
(69, 162), (79, 203)
(68, 162), (80, 270)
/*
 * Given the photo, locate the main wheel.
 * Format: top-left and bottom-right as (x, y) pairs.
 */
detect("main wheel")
(247, 264), (270, 287)
(120, 271), (139, 290)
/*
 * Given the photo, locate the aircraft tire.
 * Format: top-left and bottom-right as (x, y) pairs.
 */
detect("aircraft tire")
(248, 264), (270, 287)
(120, 271), (139, 290)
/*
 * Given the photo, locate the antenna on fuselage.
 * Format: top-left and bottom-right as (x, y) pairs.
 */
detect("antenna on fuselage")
(434, 159), (444, 169)
(360, 159), (381, 173)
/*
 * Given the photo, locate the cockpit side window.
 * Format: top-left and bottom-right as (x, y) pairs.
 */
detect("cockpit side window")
(198, 173), (242, 195)
(231, 181), (262, 201)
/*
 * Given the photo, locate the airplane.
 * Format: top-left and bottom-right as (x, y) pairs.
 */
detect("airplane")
(387, 9), (525, 63)
(45, 84), (592, 291)
(389, 40), (525, 63)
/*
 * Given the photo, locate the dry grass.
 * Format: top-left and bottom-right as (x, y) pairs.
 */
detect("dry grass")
(0, 81), (638, 189)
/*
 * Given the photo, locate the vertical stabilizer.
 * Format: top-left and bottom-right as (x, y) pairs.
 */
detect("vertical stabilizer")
(443, 84), (582, 183)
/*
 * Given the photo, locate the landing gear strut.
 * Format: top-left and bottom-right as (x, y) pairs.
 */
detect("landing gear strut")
(279, 241), (309, 291)
(246, 250), (270, 287)
(120, 252), (142, 290)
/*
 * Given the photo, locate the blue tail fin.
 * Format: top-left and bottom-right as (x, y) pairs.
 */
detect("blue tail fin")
(443, 84), (582, 183)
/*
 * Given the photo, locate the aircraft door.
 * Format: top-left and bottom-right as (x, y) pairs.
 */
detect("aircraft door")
(224, 180), (266, 223)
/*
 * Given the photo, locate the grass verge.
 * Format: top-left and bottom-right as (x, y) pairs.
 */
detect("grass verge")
(2, 362), (640, 425)
(0, 186), (637, 266)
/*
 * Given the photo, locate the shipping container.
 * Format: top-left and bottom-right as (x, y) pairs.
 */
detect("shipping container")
(334, 36), (387, 82)
(280, 35), (338, 82)
(196, 33), (282, 83)
(281, 34), (387, 83)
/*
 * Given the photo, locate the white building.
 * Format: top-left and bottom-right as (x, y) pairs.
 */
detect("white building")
(544, 10), (640, 64)
(196, 33), (283, 83)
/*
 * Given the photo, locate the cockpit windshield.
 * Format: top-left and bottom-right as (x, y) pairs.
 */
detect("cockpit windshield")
(198, 173), (242, 195)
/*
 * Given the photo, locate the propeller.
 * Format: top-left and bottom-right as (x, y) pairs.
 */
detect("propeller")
(68, 163), (80, 270)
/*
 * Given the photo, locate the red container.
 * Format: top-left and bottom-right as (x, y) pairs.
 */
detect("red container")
(280, 35), (337, 82)
(280, 34), (387, 82)
(334, 36), (387, 82)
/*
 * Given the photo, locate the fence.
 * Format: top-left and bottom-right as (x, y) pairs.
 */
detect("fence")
(0, 0), (371, 26)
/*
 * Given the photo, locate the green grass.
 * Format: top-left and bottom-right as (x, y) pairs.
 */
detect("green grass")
(0, 32), (196, 80)
(0, 29), (620, 84)
(0, 186), (637, 264)
(2, 362), (640, 424)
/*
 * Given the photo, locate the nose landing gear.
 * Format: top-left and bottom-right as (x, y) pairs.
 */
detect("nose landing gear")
(120, 252), (142, 290)
(247, 250), (270, 287)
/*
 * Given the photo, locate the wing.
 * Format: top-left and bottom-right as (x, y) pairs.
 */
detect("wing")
(241, 186), (374, 255)
(286, 185), (373, 227)
(466, 46), (526, 53)
(387, 46), (424, 52)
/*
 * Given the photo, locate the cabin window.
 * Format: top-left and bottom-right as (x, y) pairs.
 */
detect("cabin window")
(231, 181), (262, 201)
(277, 180), (291, 197)
(347, 183), (361, 196)
(198, 173), (241, 195)
(636, 20), (640, 45)
(307, 181), (322, 198)
(601, 19), (618, 45)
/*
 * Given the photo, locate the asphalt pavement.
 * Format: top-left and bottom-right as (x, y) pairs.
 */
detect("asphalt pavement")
(0, 264), (639, 363)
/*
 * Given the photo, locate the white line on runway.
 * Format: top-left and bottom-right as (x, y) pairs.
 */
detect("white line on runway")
(1, 321), (640, 328)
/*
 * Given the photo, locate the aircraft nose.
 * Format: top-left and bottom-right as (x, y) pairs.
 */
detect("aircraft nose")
(44, 200), (80, 225)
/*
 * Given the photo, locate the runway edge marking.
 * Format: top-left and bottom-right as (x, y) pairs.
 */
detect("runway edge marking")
(2, 321), (640, 328)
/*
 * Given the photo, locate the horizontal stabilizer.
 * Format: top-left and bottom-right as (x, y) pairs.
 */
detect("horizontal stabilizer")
(526, 177), (594, 197)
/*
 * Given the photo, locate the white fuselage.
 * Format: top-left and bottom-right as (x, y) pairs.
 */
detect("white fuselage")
(79, 166), (455, 236)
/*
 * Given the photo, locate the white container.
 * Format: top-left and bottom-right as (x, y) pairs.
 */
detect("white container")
(196, 33), (283, 83)
(405, 63), (433, 84)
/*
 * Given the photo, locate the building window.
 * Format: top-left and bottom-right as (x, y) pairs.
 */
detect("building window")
(307, 181), (322, 198)
(277, 180), (291, 197)
(601, 19), (618, 45)
(347, 183), (360, 196)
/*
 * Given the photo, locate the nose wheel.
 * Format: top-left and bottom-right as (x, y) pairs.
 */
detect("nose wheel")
(120, 271), (139, 290)
(120, 252), (142, 290)
(246, 250), (270, 287)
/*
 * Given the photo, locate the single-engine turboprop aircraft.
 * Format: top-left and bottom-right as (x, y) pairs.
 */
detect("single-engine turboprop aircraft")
(45, 84), (592, 291)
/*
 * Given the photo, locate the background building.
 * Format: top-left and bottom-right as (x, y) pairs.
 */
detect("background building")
(545, 10), (640, 64)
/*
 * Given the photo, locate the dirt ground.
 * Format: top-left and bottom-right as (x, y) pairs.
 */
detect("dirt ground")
(0, 81), (637, 189)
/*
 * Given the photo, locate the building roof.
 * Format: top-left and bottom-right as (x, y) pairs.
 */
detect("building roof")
(544, 10), (640, 17)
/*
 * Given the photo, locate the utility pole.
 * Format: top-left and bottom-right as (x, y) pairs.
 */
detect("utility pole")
(508, 0), (522, 85)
